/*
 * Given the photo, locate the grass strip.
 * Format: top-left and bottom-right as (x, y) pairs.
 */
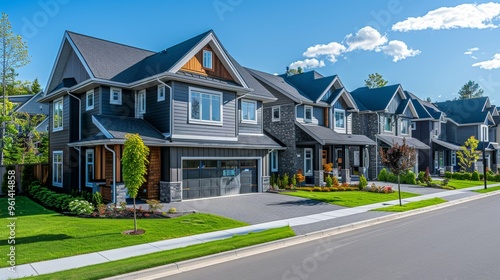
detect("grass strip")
(473, 185), (500, 193)
(371, 197), (447, 212)
(284, 190), (419, 207)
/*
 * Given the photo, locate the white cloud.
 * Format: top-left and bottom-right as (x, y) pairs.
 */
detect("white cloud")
(472, 53), (500, 69)
(289, 58), (326, 69)
(392, 2), (500, 32)
(345, 26), (388, 51)
(464, 47), (479, 55)
(438, 95), (442, 98)
(303, 42), (346, 62)
(381, 40), (421, 62)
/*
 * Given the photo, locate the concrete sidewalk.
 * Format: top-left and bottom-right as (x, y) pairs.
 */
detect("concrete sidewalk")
(2, 183), (499, 279)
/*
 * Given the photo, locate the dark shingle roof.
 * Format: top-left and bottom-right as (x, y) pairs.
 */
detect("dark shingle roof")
(296, 122), (376, 146)
(227, 56), (275, 100)
(67, 31), (155, 80)
(404, 91), (433, 119)
(14, 91), (49, 115)
(280, 71), (337, 102)
(377, 134), (430, 149)
(434, 97), (490, 124)
(93, 114), (165, 142)
(246, 68), (311, 103)
(351, 84), (402, 112)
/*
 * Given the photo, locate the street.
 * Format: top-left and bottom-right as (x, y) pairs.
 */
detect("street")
(160, 194), (500, 280)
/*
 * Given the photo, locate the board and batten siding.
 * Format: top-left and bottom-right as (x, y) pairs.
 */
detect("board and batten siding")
(61, 44), (90, 86)
(296, 105), (325, 126)
(100, 86), (135, 118)
(143, 85), (170, 134)
(387, 93), (402, 113)
(81, 87), (101, 139)
(172, 81), (236, 138)
(239, 100), (263, 134)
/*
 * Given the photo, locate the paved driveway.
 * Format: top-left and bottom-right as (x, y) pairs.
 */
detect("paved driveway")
(161, 193), (344, 225)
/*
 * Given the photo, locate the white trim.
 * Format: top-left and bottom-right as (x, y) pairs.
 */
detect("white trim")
(91, 115), (114, 138)
(410, 122), (416, 130)
(451, 151), (456, 166)
(304, 105), (313, 123)
(110, 87), (122, 105)
(382, 115), (394, 132)
(172, 134), (237, 141)
(157, 85), (166, 102)
(85, 89), (94, 111)
(400, 119), (410, 135)
(85, 149), (94, 187)
(272, 106), (280, 122)
(52, 151), (63, 187)
(138, 89), (146, 115)
(202, 50), (213, 69)
(480, 124), (489, 142)
(270, 150), (278, 172)
(304, 148), (313, 176)
(238, 132), (264, 136)
(188, 86), (223, 125)
(241, 99), (257, 124)
(53, 97), (64, 132)
(333, 108), (346, 132)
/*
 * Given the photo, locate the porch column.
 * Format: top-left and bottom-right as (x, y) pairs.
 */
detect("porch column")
(341, 145), (350, 183)
(314, 144), (324, 186)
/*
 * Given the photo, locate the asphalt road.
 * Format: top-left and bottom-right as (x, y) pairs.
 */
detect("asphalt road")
(161, 194), (500, 280)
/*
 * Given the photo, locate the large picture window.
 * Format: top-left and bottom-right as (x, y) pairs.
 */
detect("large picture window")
(241, 99), (257, 123)
(52, 151), (63, 187)
(189, 88), (222, 124)
(53, 98), (63, 131)
(85, 149), (94, 187)
(304, 148), (313, 176)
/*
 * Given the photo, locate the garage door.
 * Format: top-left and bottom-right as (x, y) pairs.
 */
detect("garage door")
(182, 159), (258, 199)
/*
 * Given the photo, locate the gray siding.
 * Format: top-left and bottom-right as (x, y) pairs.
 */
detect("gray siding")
(61, 47), (90, 85)
(100, 86), (135, 118)
(239, 100), (263, 134)
(172, 81), (236, 138)
(296, 105), (324, 125)
(143, 85), (170, 134)
(81, 87), (101, 139)
(457, 126), (479, 144)
(387, 93), (402, 113)
(259, 82), (294, 106)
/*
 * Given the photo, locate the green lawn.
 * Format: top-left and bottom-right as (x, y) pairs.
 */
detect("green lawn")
(372, 198), (447, 212)
(0, 196), (248, 267)
(25, 226), (295, 280)
(473, 185), (500, 193)
(447, 179), (494, 189)
(284, 190), (419, 207)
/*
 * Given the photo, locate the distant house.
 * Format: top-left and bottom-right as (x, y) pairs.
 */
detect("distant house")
(39, 30), (283, 202)
(350, 85), (430, 179)
(248, 69), (375, 184)
(434, 97), (498, 173)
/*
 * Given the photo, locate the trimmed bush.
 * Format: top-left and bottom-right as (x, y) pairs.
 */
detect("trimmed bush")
(282, 173), (290, 188)
(463, 172), (472, 181)
(404, 171), (417, 185)
(69, 199), (94, 215)
(471, 171), (480, 181)
(359, 175), (368, 190)
(325, 176), (333, 187)
(444, 171), (452, 179)
(378, 168), (388, 181)
(417, 171), (426, 183)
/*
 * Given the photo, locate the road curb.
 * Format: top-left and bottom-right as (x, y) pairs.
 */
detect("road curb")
(106, 189), (500, 280)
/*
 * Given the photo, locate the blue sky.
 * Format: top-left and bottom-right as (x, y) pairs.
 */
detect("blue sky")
(3, 0), (500, 102)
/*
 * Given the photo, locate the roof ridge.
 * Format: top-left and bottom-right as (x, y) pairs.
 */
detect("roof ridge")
(66, 30), (156, 54)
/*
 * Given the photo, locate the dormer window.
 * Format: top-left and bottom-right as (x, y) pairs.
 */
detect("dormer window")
(203, 50), (213, 69)
(304, 106), (312, 123)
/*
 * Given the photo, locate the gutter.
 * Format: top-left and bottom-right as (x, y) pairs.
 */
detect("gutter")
(104, 144), (116, 204)
(67, 91), (82, 192)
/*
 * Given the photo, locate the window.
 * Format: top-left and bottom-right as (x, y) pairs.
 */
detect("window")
(138, 90), (146, 115)
(52, 151), (63, 187)
(270, 150), (278, 172)
(86, 89), (94, 111)
(53, 98), (63, 131)
(85, 149), (94, 187)
(189, 88), (222, 124)
(401, 119), (409, 135)
(304, 106), (312, 123)
(451, 151), (456, 166)
(110, 87), (122, 105)
(334, 109), (345, 129)
(157, 85), (166, 102)
(304, 148), (313, 176)
(272, 106), (280, 122)
(480, 125), (489, 142)
(203, 50), (213, 69)
(411, 122), (416, 130)
(241, 99), (257, 123)
(383, 116), (393, 132)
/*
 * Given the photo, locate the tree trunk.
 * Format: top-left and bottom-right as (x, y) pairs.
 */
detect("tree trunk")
(398, 174), (402, 206)
(133, 197), (137, 232)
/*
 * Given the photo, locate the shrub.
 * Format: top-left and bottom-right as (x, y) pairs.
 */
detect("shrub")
(417, 171), (426, 183)
(332, 176), (340, 187)
(321, 187), (330, 192)
(424, 167), (431, 184)
(69, 199), (94, 215)
(495, 174), (500, 182)
(290, 174), (297, 188)
(325, 176), (333, 187)
(444, 171), (452, 179)
(168, 207), (177, 214)
(441, 178), (450, 186)
(21, 165), (36, 193)
(312, 187), (322, 192)
(378, 168), (388, 181)
(487, 174), (495, 181)
(275, 176), (282, 189)
(323, 163), (333, 173)
(146, 199), (163, 212)
(282, 173), (290, 188)
(92, 192), (103, 207)
(462, 172), (472, 181)
(359, 175), (368, 190)
(387, 173), (397, 183)
(403, 171), (417, 184)
(270, 173), (276, 188)
(383, 186), (393, 193)
(119, 201), (127, 210)
(471, 171), (480, 181)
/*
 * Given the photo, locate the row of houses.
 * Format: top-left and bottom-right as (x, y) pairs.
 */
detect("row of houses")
(38, 30), (500, 202)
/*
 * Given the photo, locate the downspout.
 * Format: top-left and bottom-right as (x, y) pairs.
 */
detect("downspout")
(104, 144), (116, 204)
(67, 91), (82, 192)
(156, 78), (173, 138)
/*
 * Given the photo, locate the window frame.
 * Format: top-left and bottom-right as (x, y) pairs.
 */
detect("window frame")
(157, 85), (166, 102)
(383, 115), (393, 132)
(304, 106), (313, 123)
(401, 119), (410, 135)
(304, 148), (313, 176)
(451, 151), (456, 166)
(272, 106), (280, 122)
(52, 151), (63, 187)
(480, 125), (489, 142)
(270, 150), (278, 172)
(86, 89), (94, 111)
(53, 97), (63, 132)
(85, 149), (94, 187)
(188, 87), (223, 125)
(241, 99), (257, 124)
(334, 109), (346, 130)
(110, 87), (122, 105)
(203, 50), (213, 69)
(410, 122), (416, 130)
(138, 89), (146, 115)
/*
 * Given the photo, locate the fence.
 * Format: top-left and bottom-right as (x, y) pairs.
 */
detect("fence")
(0, 164), (49, 195)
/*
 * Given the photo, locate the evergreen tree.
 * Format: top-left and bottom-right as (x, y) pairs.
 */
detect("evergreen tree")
(365, 73), (388, 88)
(458, 80), (483, 100)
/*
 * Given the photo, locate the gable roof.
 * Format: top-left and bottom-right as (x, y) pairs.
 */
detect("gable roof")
(246, 68), (311, 103)
(280, 71), (338, 102)
(351, 84), (404, 112)
(434, 97), (494, 125)
(13, 91), (49, 115)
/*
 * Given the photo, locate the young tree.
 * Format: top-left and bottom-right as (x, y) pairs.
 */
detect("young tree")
(364, 73), (388, 89)
(121, 133), (149, 233)
(0, 12), (30, 165)
(31, 77), (41, 94)
(379, 138), (417, 206)
(458, 80), (483, 100)
(457, 136), (479, 172)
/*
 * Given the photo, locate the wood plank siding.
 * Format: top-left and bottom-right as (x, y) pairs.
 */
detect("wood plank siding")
(180, 45), (234, 82)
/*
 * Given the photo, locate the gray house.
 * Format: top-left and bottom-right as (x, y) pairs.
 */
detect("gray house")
(39, 30), (283, 202)
(248, 69), (375, 185)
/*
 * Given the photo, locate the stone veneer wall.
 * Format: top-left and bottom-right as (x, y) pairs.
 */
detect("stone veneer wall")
(352, 113), (379, 179)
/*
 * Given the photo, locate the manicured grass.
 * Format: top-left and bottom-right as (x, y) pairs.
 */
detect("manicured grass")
(24, 226), (295, 280)
(284, 190), (419, 207)
(473, 185), (500, 193)
(372, 198), (447, 212)
(447, 179), (494, 189)
(0, 196), (248, 267)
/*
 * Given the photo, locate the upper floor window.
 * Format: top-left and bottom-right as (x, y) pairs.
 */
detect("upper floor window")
(304, 106), (312, 123)
(138, 90), (146, 115)
(401, 119), (410, 135)
(52, 151), (63, 187)
(480, 125), (489, 142)
(86, 89), (94, 111)
(158, 85), (166, 102)
(53, 98), (63, 131)
(334, 109), (345, 129)
(203, 50), (213, 69)
(189, 87), (222, 124)
(110, 87), (122, 105)
(411, 122), (416, 130)
(241, 99), (257, 123)
(383, 116), (393, 132)
(272, 106), (280, 122)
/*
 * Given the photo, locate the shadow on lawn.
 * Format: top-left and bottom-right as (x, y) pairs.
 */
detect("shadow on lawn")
(0, 234), (72, 245)
(268, 199), (332, 206)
